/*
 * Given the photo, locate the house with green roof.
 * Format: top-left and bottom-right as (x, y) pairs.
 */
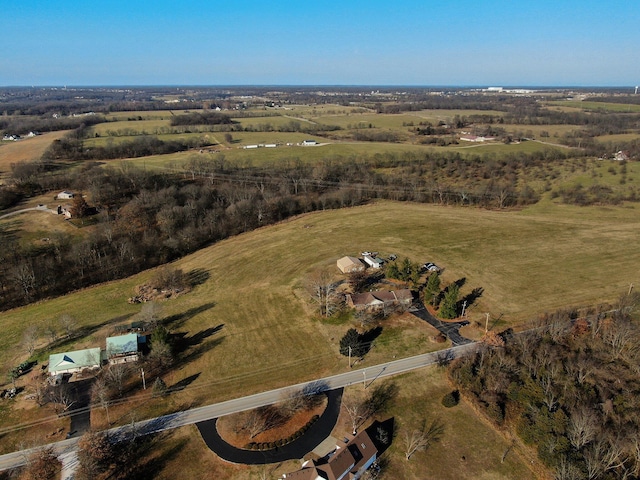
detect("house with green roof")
(48, 348), (102, 376)
(106, 333), (141, 365)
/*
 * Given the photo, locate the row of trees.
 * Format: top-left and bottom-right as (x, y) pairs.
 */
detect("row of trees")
(449, 295), (640, 479)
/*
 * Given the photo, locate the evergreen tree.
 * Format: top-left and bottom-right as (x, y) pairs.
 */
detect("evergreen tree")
(424, 273), (441, 306)
(439, 284), (459, 319)
(339, 328), (366, 357)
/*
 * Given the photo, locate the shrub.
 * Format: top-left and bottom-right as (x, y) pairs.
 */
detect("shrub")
(442, 390), (460, 408)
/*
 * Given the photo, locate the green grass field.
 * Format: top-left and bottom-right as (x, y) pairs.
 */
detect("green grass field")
(546, 100), (640, 113)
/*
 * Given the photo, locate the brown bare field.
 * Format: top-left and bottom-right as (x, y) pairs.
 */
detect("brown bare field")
(0, 131), (69, 178)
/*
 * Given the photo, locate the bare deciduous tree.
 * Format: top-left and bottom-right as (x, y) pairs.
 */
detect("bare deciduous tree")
(568, 406), (599, 450)
(59, 314), (77, 338)
(404, 418), (444, 461)
(307, 270), (342, 317)
(91, 376), (111, 424)
(105, 364), (130, 397)
(49, 382), (76, 413)
(22, 325), (39, 357)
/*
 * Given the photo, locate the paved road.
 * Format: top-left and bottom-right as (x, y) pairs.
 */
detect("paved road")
(0, 342), (479, 472)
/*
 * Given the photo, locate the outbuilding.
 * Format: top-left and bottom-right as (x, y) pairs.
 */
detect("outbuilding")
(363, 254), (384, 269)
(337, 256), (365, 274)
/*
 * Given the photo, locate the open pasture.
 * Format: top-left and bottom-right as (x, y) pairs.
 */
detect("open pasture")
(2, 200), (638, 396)
(594, 133), (640, 143)
(546, 100), (640, 113)
(0, 131), (69, 177)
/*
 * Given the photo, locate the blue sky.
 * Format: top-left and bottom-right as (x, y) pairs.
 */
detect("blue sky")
(2, 0), (639, 86)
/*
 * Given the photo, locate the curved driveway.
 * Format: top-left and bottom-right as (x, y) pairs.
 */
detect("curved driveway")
(197, 388), (343, 464)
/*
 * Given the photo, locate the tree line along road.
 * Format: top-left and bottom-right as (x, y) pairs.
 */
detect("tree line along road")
(0, 342), (480, 473)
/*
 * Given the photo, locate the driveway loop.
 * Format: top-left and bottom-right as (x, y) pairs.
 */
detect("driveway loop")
(197, 388), (343, 464)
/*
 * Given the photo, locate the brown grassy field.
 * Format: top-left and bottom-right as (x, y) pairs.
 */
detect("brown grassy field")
(0, 198), (638, 445)
(0, 131), (69, 179)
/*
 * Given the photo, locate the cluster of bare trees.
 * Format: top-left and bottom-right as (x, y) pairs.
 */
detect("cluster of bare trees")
(227, 385), (326, 440)
(449, 294), (640, 479)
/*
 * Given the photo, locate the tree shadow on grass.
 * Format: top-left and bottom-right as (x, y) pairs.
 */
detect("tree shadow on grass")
(179, 337), (225, 364)
(458, 287), (484, 312)
(120, 432), (189, 480)
(366, 417), (395, 456)
(164, 302), (217, 330)
(172, 324), (224, 355)
(359, 326), (383, 356)
(186, 268), (210, 287)
(168, 373), (201, 393)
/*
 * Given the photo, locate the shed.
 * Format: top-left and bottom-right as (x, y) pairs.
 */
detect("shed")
(363, 255), (384, 269)
(337, 256), (365, 274)
(48, 348), (102, 376)
(106, 333), (141, 365)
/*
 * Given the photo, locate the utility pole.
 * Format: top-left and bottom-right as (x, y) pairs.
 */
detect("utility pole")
(141, 368), (146, 390)
(485, 313), (490, 334)
(461, 300), (467, 318)
(348, 346), (352, 368)
(629, 283), (634, 295)
(363, 370), (366, 388)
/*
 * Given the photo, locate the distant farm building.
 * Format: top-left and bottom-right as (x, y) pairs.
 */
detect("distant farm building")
(459, 134), (496, 143)
(337, 256), (365, 274)
(106, 333), (142, 365)
(48, 348), (102, 376)
(301, 139), (318, 146)
(282, 429), (377, 480)
(346, 289), (413, 311)
(614, 151), (629, 161)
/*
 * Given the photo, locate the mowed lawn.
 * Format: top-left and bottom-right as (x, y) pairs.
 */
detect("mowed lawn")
(0, 200), (639, 434)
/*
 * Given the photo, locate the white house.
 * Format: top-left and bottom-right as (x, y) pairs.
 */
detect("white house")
(57, 191), (75, 200)
(302, 139), (318, 146)
(48, 348), (102, 376)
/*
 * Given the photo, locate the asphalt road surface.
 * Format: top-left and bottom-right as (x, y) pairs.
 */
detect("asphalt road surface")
(0, 342), (479, 472)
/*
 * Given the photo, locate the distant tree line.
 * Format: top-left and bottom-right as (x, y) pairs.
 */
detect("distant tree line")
(169, 111), (234, 126)
(42, 135), (212, 162)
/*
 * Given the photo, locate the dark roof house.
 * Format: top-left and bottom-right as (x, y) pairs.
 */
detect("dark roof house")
(282, 430), (378, 480)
